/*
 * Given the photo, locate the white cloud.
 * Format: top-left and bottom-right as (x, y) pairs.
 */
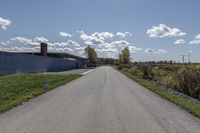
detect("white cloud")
(0, 17), (11, 30)
(11, 37), (32, 43)
(195, 34), (200, 40)
(147, 24), (186, 38)
(76, 30), (84, 34)
(92, 32), (114, 39)
(96, 47), (118, 53)
(34, 37), (48, 43)
(189, 33), (200, 44)
(0, 46), (40, 52)
(157, 49), (168, 54)
(79, 31), (134, 48)
(144, 48), (167, 54)
(144, 48), (154, 53)
(116, 32), (126, 38)
(11, 37), (39, 46)
(80, 33), (104, 45)
(78, 50), (85, 56)
(66, 40), (80, 47)
(59, 32), (72, 37)
(189, 40), (200, 44)
(53, 42), (64, 46)
(53, 40), (80, 47)
(128, 46), (143, 53)
(125, 32), (133, 36)
(174, 39), (186, 45)
(11, 36), (50, 46)
(74, 46), (85, 51)
(79, 32), (115, 45)
(116, 32), (133, 38)
(0, 42), (8, 46)
(64, 48), (73, 52)
(47, 46), (74, 53)
(94, 39), (141, 58)
(3, 36), (83, 54)
(99, 42), (115, 48)
(95, 47), (119, 58)
(111, 40), (131, 47)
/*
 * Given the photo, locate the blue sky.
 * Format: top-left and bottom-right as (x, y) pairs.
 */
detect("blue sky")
(0, 0), (200, 62)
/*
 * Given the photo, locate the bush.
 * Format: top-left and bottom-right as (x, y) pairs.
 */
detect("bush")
(131, 67), (143, 77)
(139, 65), (155, 80)
(122, 68), (130, 72)
(174, 67), (200, 99)
(196, 64), (200, 70)
(119, 63), (200, 100)
(161, 76), (177, 88)
(117, 64), (132, 70)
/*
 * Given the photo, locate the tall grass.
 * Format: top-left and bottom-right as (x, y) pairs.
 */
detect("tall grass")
(122, 64), (200, 100)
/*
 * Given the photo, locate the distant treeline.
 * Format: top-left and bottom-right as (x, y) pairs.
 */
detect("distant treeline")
(134, 61), (200, 65)
(97, 58), (118, 65)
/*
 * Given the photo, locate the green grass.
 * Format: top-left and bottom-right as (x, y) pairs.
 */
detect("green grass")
(0, 73), (81, 113)
(121, 71), (200, 119)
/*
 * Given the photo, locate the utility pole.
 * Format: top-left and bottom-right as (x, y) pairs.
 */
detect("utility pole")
(188, 53), (191, 63)
(188, 51), (192, 63)
(181, 55), (185, 64)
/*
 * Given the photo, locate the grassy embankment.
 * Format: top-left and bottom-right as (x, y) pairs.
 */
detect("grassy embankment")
(121, 70), (200, 119)
(0, 74), (81, 113)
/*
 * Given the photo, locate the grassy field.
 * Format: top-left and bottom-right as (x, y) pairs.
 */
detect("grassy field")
(121, 70), (200, 119)
(0, 73), (81, 113)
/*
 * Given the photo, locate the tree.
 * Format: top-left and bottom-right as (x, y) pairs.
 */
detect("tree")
(84, 45), (97, 64)
(122, 46), (130, 64)
(118, 46), (130, 64)
(118, 53), (124, 64)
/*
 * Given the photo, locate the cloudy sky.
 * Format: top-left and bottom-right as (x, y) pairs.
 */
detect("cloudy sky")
(0, 0), (200, 62)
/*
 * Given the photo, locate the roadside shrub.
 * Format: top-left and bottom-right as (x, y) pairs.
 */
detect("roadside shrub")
(161, 76), (177, 88)
(196, 64), (200, 70)
(153, 68), (167, 77)
(139, 65), (155, 80)
(174, 67), (200, 99)
(131, 67), (143, 77)
(122, 68), (130, 72)
(117, 65), (123, 70)
(130, 63), (200, 100)
(117, 64), (132, 70)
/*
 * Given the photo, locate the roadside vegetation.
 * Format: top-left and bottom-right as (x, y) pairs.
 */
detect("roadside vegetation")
(84, 45), (98, 67)
(0, 73), (81, 113)
(121, 63), (200, 100)
(116, 47), (200, 118)
(84, 45), (119, 66)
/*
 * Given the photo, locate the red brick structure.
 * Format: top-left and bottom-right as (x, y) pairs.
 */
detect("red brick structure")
(40, 43), (47, 56)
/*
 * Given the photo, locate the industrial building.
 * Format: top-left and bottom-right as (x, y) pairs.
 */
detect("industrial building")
(0, 43), (87, 75)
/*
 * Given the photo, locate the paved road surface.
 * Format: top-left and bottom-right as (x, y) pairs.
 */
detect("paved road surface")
(1, 66), (200, 133)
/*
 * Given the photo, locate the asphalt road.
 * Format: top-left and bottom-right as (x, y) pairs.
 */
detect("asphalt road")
(1, 66), (200, 133)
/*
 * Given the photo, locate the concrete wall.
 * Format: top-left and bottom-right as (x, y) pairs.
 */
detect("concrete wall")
(0, 51), (81, 75)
